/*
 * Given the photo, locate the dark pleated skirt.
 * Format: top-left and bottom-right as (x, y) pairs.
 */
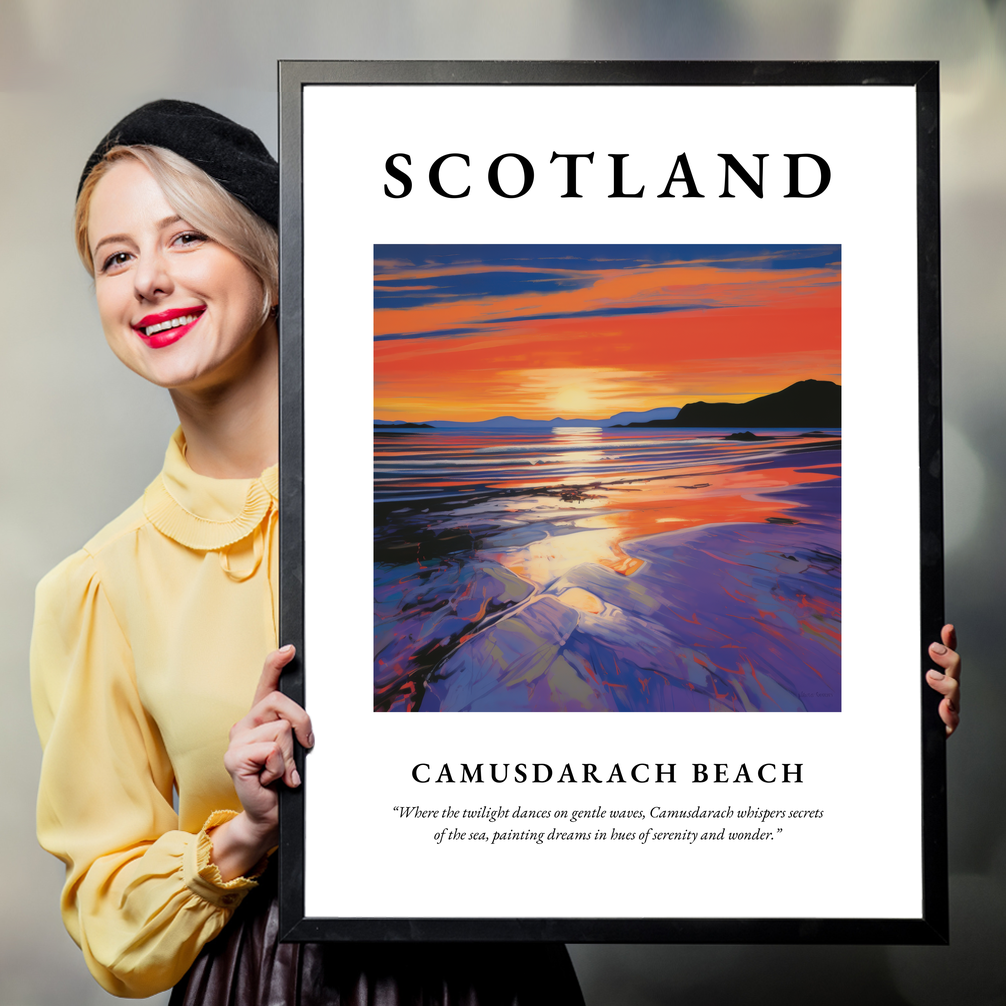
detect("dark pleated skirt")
(169, 869), (585, 1006)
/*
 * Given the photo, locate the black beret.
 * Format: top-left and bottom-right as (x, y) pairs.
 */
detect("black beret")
(78, 99), (278, 228)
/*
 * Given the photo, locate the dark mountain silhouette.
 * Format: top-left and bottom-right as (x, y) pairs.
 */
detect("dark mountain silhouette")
(614, 380), (841, 429)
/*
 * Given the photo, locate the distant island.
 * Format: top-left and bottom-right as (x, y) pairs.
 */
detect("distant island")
(374, 406), (681, 430)
(612, 380), (840, 429)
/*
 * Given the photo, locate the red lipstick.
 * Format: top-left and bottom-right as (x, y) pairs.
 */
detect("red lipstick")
(132, 306), (205, 349)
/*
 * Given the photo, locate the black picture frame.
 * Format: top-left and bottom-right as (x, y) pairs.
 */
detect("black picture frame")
(277, 60), (945, 944)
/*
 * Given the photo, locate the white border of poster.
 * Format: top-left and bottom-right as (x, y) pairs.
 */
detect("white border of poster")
(277, 62), (946, 944)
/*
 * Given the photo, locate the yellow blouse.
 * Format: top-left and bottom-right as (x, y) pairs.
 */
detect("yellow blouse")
(31, 429), (279, 998)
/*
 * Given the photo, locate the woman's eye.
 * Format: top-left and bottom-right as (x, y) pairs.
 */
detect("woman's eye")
(101, 251), (132, 273)
(173, 231), (208, 248)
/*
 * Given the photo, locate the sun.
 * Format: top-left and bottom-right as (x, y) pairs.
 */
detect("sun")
(506, 366), (619, 418)
(552, 381), (600, 416)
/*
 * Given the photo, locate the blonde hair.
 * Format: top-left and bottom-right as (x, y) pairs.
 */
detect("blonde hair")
(75, 145), (278, 323)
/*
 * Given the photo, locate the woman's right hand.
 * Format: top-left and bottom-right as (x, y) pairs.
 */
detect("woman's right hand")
(209, 645), (314, 881)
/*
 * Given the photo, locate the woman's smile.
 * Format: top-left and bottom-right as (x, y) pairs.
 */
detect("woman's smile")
(133, 305), (207, 347)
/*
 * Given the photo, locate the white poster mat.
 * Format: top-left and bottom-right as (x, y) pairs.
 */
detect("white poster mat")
(301, 84), (919, 920)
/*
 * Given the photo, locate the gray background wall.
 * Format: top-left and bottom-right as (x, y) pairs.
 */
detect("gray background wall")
(1, 2), (1003, 1003)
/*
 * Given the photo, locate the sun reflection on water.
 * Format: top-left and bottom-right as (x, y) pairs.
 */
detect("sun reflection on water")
(376, 427), (840, 604)
(475, 434), (839, 594)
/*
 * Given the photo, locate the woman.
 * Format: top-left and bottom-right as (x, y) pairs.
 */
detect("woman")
(31, 100), (586, 1003)
(33, 99), (963, 1003)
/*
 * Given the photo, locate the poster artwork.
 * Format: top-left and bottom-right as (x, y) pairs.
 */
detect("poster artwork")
(373, 244), (841, 713)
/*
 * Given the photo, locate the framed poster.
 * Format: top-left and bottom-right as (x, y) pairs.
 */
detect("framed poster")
(277, 61), (946, 943)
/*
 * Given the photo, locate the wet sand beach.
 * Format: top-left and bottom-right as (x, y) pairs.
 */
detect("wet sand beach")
(374, 427), (840, 712)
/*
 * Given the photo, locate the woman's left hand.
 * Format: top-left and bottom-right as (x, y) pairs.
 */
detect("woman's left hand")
(926, 624), (961, 737)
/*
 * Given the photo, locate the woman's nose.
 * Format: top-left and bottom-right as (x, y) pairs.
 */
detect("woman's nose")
(133, 249), (173, 302)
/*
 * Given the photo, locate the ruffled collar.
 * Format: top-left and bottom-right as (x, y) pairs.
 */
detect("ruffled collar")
(143, 428), (278, 551)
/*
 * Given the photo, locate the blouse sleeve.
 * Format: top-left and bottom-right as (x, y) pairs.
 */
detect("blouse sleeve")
(31, 549), (262, 998)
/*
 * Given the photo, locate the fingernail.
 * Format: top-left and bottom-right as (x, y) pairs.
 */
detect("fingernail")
(280, 644), (295, 654)
(292, 768), (301, 787)
(306, 732), (315, 748)
(931, 643), (947, 655)
(928, 670), (944, 680)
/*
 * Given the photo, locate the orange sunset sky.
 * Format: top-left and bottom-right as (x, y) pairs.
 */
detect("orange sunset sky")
(374, 245), (840, 422)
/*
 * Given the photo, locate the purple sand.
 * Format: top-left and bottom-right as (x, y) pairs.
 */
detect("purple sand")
(374, 430), (841, 712)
